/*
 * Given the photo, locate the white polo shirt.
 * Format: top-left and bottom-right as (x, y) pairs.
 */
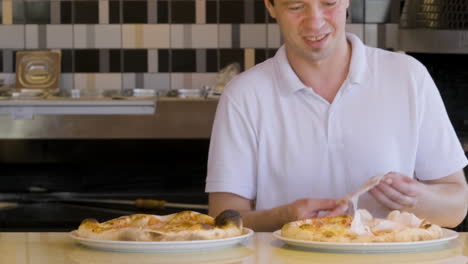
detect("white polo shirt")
(205, 33), (467, 218)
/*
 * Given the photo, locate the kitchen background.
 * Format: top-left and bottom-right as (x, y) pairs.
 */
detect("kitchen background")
(0, 0), (467, 231)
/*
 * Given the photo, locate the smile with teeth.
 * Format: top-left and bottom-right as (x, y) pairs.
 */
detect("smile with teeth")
(305, 34), (327, 42)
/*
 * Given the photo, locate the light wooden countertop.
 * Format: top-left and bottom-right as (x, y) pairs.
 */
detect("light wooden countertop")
(0, 232), (466, 264)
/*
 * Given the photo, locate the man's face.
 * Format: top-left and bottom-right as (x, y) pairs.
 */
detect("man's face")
(265, 0), (349, 63)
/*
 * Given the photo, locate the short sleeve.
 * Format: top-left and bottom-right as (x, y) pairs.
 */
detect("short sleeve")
(205, 91), (257, 200)
(414, 67), (468, 180)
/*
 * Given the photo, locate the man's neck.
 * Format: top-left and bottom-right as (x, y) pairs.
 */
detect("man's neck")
(286, 38), (352, 103)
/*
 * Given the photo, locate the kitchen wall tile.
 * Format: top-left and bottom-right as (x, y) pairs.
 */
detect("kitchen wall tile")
(75, 73), (121, 94)
(50, 1), (61, 24)
(95, 25), (121, 48)
(96, 73), (122, 91)
(240, 24), (266, 48)
(75, 1), (99, 24)
(195, 0), (206, 24)
(206, 0), (216, 24)
(192, 24), (218, 48)
(267, 23), (281, 48)
(25, 25), (39, 49)
(172, 49), (196, 72)
(0, 51), (3, 72)
(2, 50), (13, 73)
(109, 49), (122, 73)
(196, 49), (206, 72)
(12, 0), (25, 24)
(99, 49), (110, 73)
(60, 0), (72, 24)
(218, 24), (232, 48)
(219, 1), (243, 24)
(109, 0), (120, 24)
(99, 0), (109, 24)
(147, 49), (158, 73)
(170, 73), (186, 90)
(231, 24), (240, 48)
(73, 25), (91, 49)
(59, 73), (74, 91)
(46, 25), (73, 49)
(123, 0), (147, 24)
(244, 0), (254, 23)
(2, 0), (11, 25)
(143, 25), (170, 48)
(123, 73), (137, 89)
(24, 0), (50, 24)
(75, 49), (100, 73)
(254, 48), (267, 64)
(219, 49), (244, 72)
(0, 73), (17, 87)
(254, 1), (267, 24)
(123, 49), (148, 73)
(244, 48), (255, 70)
(61, 49), (74, 73)
(147, 0), (157, 24)
(158, 49), (169, 73)
(170, 24), (190, 48)
(157, 0), (169, 24)
(0, 25), (25, 48)
(206, 49), (218, 72)
(171, 1), (195, 24)
(144, 73), (170, 92)
(191, 72), (216, 89)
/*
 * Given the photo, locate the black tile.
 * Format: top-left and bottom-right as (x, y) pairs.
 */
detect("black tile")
(0, 51), (3, 72)
(60, 1), (72, 24)
(61, 49), (73, 73)
(13, 1), (25, 24)
(109, 49), (121, 73)
(219, 1), (244, 23)
(206, 49), (218, 73)
(123, 50), (148, 73)
(158, 49), (170, 73)
(171, 1), (195, 24)
(109, 1), (121, 24)
(75, 50), (99, 73)
(254, 1), (267, 24)
(266, 48), (278, 59)
(172, 50), (196, 72)
(75, 1), (99, 24)
(123, 0), (147, 24)
(255, 49), (267, 64)
(157, 1), (169, 24)
(25, 1), (50, 24)
(220, 49), (244, 72)
(206, 1), (217, 24)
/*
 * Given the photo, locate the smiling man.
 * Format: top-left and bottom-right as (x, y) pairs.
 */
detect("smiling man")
(205, 0), (468, 231)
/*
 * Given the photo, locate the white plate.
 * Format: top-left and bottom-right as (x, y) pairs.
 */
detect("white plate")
(272, 228), (459, 253)
(69, 228), (253, 253)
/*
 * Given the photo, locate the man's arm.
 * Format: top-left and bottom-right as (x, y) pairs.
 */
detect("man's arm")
(209, 192), (347, 232)
(369, 170), (468, 227)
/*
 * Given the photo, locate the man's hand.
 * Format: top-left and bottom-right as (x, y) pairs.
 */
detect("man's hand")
(285, 198), (348, 222)
(369, 172), (422, 210)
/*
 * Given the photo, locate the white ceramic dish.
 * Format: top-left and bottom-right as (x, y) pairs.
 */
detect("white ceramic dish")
(69, 228), (253, 253)
(272, 228), (459, 253)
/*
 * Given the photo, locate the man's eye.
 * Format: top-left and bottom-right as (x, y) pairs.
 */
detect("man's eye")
(288, 4), (304, 11)
(324, 1), (337, 6)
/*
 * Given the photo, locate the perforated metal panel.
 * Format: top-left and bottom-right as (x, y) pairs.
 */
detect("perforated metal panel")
(400, 0), (468, 29)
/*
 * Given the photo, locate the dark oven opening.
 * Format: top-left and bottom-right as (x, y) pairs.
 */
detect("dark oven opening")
(0, 139), (210, 231)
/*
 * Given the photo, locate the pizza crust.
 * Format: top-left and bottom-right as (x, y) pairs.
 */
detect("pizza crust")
(281, 210), (443, 243)
(75, 210), (243, 241)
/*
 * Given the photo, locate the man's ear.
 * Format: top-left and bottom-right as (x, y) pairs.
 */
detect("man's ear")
(264, 0), (277, 19)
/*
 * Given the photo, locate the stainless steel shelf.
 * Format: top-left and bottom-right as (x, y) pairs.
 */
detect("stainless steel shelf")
(0, 99), (156, 120)
(399, 29), (468, 54)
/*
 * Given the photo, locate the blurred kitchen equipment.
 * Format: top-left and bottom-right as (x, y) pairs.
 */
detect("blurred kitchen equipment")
(45, 197), (208, 210)
(400, 0), (468, 29)
(15, 50), (61, 91)
(350, 0), (393, 23)
(167, 88), (205, 98)
(211, 63), (240, 96)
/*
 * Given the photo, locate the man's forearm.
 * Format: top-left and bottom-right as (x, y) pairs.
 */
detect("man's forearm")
(239, 205), (290, 232)
(409, 180), (468, 227)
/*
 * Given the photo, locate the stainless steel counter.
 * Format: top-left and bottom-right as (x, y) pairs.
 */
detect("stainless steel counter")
(0, 98), (218, 139)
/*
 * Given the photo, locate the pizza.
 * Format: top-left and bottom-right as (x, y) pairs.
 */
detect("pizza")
(281, 209), (443, 243)
(74, 209), (244, 241)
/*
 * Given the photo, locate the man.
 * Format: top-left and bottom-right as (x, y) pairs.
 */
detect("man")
(205, 0), (468, 231)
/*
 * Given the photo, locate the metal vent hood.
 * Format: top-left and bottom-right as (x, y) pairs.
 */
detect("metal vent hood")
(398, 0), (468, 54)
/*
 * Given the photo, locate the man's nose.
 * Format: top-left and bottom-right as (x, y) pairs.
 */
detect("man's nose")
(302, 6), (326, 30)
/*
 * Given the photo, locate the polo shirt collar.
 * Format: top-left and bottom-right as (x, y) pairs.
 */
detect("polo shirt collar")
(273, 33), (368, 96)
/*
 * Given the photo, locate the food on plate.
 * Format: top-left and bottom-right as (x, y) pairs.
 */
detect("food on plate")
(281, 209), (443, 243)
(74, 209), (243, 241)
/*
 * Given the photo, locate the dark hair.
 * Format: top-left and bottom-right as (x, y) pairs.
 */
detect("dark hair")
(269, 0), (274, 5)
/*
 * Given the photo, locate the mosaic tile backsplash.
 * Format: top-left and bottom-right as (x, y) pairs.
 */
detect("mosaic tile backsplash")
(0, 0), (390, 92)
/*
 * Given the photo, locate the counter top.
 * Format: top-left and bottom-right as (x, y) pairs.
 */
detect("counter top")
(1, 232), (466, 264)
